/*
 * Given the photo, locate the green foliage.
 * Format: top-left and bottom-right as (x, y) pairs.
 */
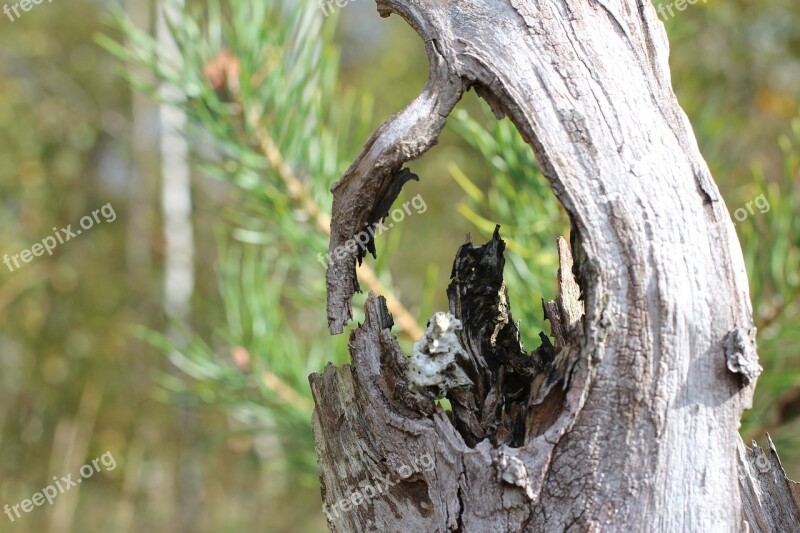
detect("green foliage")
(100, 0), (377, 474)
(739, 116), (800, 460)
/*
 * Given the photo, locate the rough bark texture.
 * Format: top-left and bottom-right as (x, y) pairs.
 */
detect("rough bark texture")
(739, 435), (800, 532)
(312, 0), (798, 530)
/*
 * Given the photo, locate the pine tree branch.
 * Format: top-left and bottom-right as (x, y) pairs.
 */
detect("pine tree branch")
(262, 369), (314, 413)
(203, 48), (424, 339)
(233, 346), (314, 411)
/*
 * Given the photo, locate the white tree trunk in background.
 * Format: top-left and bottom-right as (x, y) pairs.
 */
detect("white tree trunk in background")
(157, 0), (194, 322)
(312, 1), (800, 531)
(157, 2), (199, 532)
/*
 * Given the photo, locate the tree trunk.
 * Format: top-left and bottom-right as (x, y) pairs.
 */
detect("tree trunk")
(311, 1), (800, 531)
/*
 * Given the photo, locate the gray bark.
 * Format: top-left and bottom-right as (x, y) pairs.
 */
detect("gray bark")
(312, 0), (799, 531)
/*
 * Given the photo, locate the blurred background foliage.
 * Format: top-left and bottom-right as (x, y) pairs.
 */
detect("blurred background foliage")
(0, 0), (797, 531)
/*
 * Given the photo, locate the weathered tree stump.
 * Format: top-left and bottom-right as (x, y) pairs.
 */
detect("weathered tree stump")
(311, 1), (800, 530)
